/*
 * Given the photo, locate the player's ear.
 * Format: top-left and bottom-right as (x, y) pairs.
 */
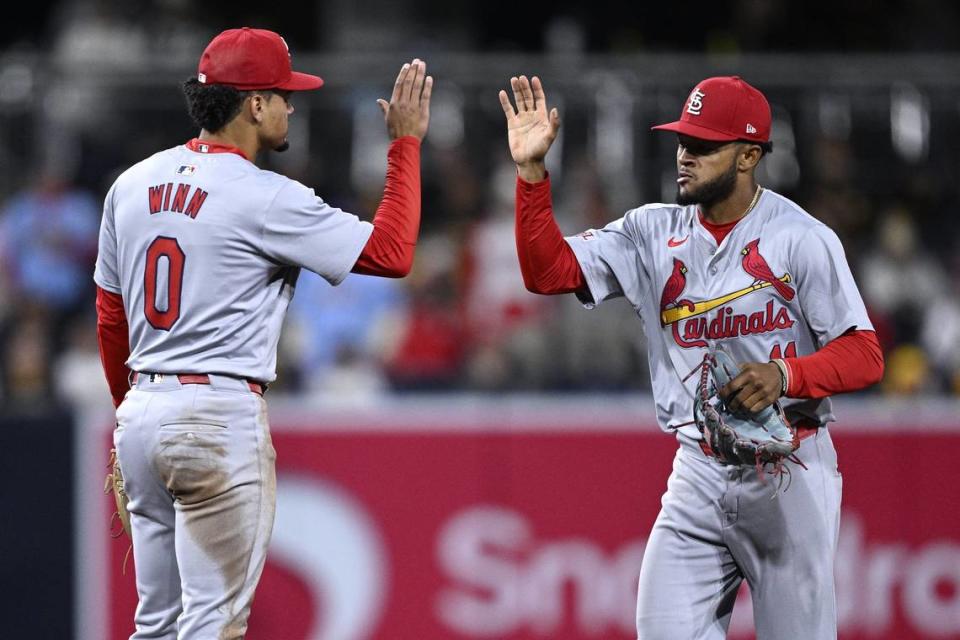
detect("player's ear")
(738, 144), (762, 171)
(248, 93), (266, 124)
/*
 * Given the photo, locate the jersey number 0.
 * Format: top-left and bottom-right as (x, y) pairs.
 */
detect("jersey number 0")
(144, 236), (185, 330)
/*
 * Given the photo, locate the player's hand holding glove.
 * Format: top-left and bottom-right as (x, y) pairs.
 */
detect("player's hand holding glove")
(105, 448), (131, 537)
(105, 447), (133, 571)
(691, 349), (802, 476)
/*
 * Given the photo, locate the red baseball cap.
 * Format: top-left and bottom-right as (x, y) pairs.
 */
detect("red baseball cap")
(651, 76), (770, 143)
(197, 27), (323, 91)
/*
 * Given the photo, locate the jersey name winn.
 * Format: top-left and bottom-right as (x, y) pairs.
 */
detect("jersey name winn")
(566, 189), (872, 439)
(94, 144), (373, 383)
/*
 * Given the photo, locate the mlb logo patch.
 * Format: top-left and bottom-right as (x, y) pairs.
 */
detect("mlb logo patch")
(177, 164), (197, 176)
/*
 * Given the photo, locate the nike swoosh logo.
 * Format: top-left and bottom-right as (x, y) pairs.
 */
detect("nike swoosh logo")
(667, 235), (689, 248)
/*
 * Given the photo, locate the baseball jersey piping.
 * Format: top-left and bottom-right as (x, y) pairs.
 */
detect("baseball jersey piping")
(184, 138), (250, 161)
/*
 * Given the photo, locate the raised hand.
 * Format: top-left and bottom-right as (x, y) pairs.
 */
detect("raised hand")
(379, 58), (433, 141)
(498, 75), (561, 182)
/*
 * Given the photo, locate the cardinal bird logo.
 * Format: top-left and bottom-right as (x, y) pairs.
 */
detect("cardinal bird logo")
(660, 258), (696, 325)
(740, 239), (795, 301)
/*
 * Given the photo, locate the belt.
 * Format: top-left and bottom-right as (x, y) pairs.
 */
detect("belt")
(131, 372), (265, 396)
(698, 417), (819, 459)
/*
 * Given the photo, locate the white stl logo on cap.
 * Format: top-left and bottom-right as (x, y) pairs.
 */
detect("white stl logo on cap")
(686, 89), (706, 116)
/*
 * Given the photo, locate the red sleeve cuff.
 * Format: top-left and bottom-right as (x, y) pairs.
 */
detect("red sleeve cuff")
(517, 171), (551, 189)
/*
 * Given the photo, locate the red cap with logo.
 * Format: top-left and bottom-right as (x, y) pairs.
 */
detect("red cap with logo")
(651, 76), (770, 143)
(197, 27), (323, 91)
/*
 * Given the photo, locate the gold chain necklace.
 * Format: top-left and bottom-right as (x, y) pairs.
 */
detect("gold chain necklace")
(700, 185), (763, 224)
(742, 184), (763, 218)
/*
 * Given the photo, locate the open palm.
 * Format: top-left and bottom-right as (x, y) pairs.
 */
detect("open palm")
(499, 75), (560, 166)
(378, 58), (433, 141)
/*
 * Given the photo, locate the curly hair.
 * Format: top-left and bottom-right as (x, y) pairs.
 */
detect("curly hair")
(181, 78), (248, 133)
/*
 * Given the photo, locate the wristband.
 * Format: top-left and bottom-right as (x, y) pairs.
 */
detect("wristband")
(771, 358), (789, 397)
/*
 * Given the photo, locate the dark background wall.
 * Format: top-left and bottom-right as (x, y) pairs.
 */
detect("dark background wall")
(0, 411), (74, 639)
(6, 0), (960, 53)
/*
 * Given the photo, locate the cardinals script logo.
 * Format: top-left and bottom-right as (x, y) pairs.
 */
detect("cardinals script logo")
(659, 239), (796, 348)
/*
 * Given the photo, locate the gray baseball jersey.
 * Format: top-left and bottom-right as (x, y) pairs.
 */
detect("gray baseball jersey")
(94, 144), (373, 382)
(566, 188), (872, 439)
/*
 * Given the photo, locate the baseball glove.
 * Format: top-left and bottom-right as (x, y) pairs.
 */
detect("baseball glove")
(688, 349), (803, 481)
(104, 447), (133, 571)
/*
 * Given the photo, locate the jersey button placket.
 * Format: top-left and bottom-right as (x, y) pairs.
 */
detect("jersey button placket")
(708, 244), (727, 277)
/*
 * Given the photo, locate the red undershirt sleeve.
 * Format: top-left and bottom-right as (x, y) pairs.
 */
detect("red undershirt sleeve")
(96, 286), (132, 408)
(352, 136), (421, 277)
(515, 174), (586, 295)
(781, 329), (884, 399)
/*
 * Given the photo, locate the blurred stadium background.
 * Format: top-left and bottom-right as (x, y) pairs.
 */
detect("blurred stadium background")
(2, 1), (959, 639)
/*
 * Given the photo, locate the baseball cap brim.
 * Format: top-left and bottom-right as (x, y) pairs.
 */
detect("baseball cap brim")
(275, 71), (324, 91)
(651, 120), (741, 142)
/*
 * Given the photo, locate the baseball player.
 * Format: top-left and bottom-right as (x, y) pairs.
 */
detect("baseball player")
(95, 28), (431, 639)
(499, 75), (884, 639)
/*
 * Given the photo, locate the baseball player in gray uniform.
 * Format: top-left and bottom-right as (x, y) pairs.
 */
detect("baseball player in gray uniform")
(95, 28), (432, 639)
(499, 75), (884, 638)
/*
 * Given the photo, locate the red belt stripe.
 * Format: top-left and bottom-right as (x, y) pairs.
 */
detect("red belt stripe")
(131, 372), (264, 396)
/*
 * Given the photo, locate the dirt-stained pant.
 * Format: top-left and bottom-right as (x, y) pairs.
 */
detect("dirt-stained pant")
(636, 428), (842, 640)
(115, 373), (276, 640)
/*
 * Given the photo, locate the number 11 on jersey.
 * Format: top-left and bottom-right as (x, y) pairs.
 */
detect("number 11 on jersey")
(769, 341), (797, 360)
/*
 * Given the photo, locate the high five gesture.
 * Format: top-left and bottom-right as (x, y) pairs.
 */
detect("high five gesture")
(498, 75), (560, 182)
(379, 58), (433, 141)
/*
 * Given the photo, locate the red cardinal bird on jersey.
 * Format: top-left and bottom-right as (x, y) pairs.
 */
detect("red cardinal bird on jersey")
(740, 239), (795, 301)
(660, 258), (696, 323)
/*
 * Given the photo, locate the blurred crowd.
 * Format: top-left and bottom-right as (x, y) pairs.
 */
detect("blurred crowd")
(1, 1), (959, 412)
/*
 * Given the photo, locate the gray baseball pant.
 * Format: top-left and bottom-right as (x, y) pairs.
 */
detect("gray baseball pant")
(114, 373), (276, 639)
(636, 428), (842, 639)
